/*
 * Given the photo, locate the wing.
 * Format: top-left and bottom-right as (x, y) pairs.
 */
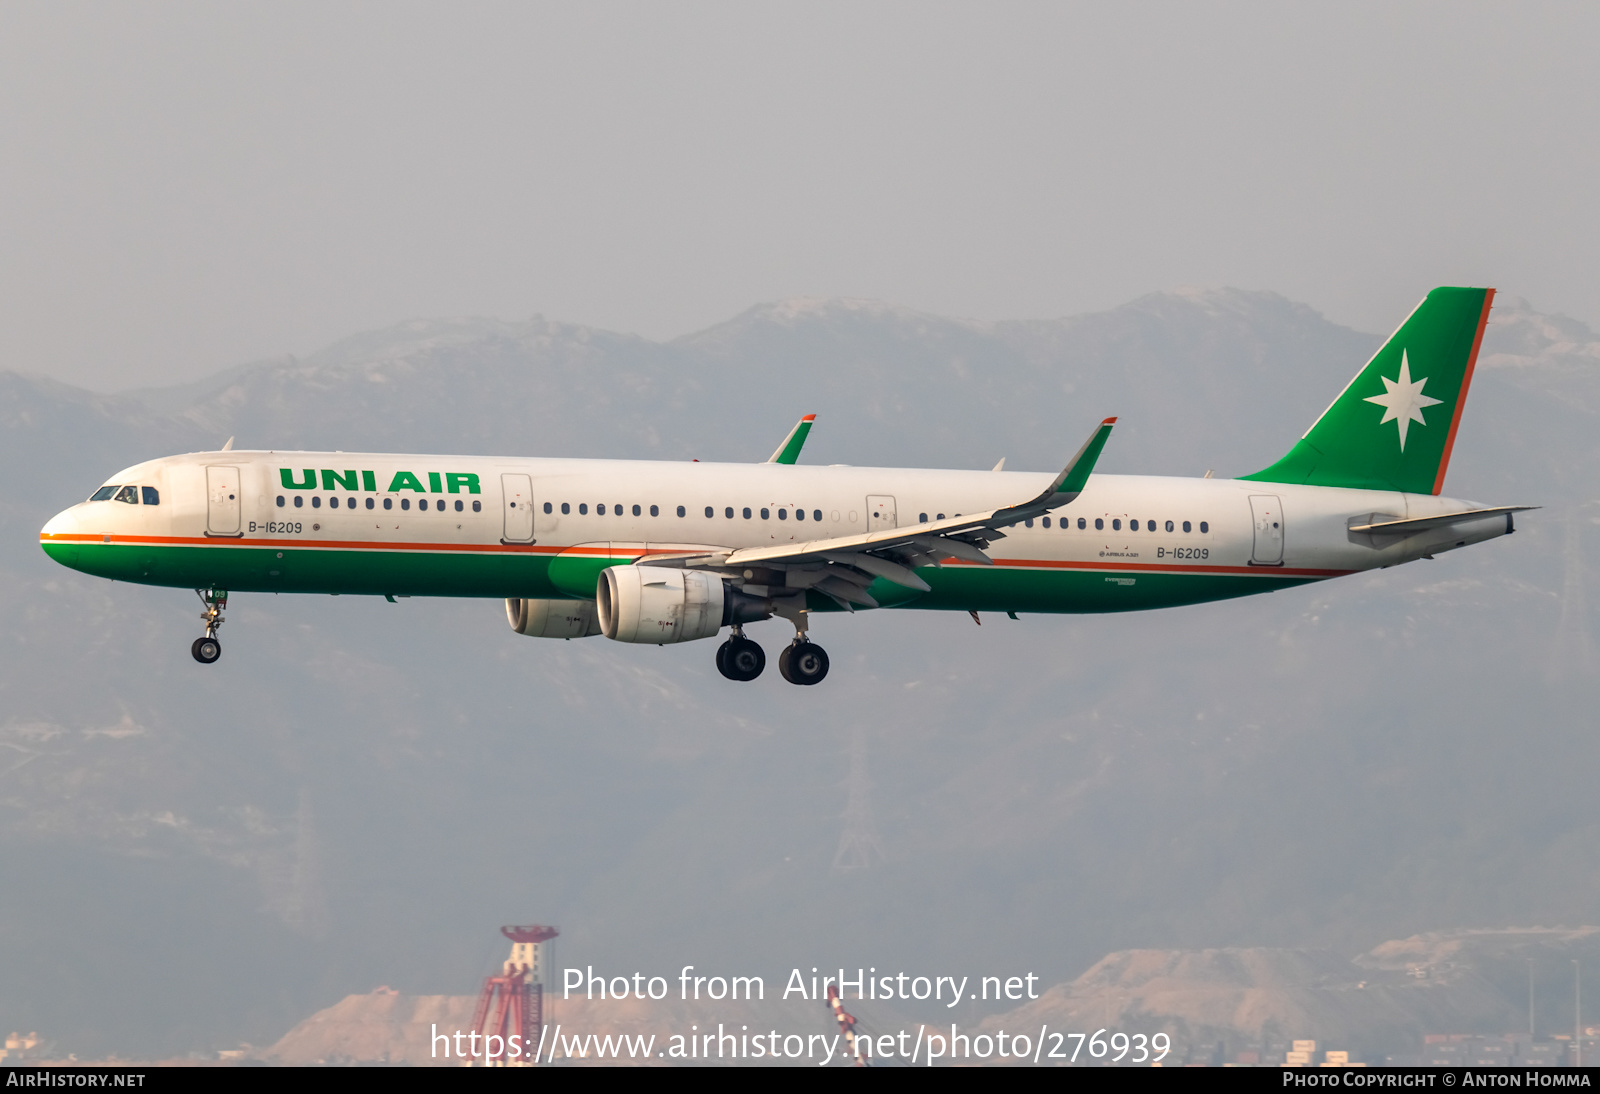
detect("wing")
(766, 415), (816, 464)
(648, 416), (1117, 609)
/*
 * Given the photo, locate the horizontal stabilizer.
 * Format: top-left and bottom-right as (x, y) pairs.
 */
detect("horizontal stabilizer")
(1348, 506), (1536, 535)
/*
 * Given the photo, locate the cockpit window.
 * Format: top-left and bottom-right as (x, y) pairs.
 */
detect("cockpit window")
(114, 485), (139, 504)
(141, 486), (159, 505)
(90, 486), (118, 501)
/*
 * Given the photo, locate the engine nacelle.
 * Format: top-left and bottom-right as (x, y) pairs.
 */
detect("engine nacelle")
(505, 597), (602, 639)
(597, 566), (728, 644)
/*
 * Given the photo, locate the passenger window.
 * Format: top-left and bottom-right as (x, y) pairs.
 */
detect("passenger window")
(142, 486), (160, 505)
(1130, 519), (1139, 531)
(383, 497), (392, 510)
(366, 498), (375, 510)
(651, 505), (659, 517)
(760, 508), (770, 520)
(814, 510), (822, 522)
(1112, 518), (1121, 531)
(472, 500), (481, 512)
(1042, 517), (1051, 528)
(1024, 518), (1034, 528)
(276, 496), (285, 508)
(597, 503), (606, 515)
(937, 513), (945, 520)
(1200, 521), (1209, 533)
(633, 504), (642, 516)
(1165, 520), (1174, 532)
(743, 507), (752, 519)
(1182, 520), (1191, 532)
(312, 496), (322, 509)
(1094, 517), (1102, 530)
(561, 502), (570, 515)
(1077, 517), (1086, 530)
(615, 504), (622, 515)
(90, 486), (117, 501)
(455, 499), (463, 512)
(778, 508), (787, 520)
(704, 506), (713, 518)
(795, 508), (804, 521)
(543, 502), (552, 514)
(401, 498), (411, 511)
(420, 499), (429, 511)
(296, 496), (305, 508)
(725, 507), (734, 518)
(115, 485), (139, 504)
(579, 503), (588, 515)
(920, 512), (928, 523)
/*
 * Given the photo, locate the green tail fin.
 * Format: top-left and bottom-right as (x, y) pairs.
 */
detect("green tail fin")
(1240, 286), (1494, 495)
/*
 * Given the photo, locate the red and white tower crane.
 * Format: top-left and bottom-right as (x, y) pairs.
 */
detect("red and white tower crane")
(468, 924), (558, 1067)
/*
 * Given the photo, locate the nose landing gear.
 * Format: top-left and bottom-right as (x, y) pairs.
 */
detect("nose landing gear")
(191, 588), (227, 664)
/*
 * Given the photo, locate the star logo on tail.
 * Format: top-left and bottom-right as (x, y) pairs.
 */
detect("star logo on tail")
(1363, 350), (1442, 451)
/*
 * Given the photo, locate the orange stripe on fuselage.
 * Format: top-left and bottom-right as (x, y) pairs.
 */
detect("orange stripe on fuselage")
(42, 532), (592, 556)
(42, 533), (1348, 579)
(938, 557), (1349, 579)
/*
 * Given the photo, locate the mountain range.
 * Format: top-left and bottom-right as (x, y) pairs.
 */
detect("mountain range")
(1, 287), (1597, 1057)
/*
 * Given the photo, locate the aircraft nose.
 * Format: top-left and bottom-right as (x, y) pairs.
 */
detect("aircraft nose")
(41, 507), (74, 537)
(42, 498), (93, 536)
(39, 505), (86, 569)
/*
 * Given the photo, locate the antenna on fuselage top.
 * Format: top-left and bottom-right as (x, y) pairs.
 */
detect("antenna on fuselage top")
(221, 437), (235, 451)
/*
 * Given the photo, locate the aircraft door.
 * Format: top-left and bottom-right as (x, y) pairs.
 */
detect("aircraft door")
(867, 495), (897, 532)
(1249, 494), (1284, 565)
(501, 473), (536, 543)
(205, 466), (241, 535)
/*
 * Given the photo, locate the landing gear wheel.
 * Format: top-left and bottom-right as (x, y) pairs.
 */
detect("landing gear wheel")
(191, 588), (228, 665)
(778, 641), (829, 685)
(718, 636), (765, 681)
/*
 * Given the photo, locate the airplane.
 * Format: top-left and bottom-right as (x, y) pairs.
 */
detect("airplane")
(39, 287), (1531, 685)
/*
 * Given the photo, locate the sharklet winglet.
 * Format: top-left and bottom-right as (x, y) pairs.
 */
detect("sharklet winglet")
(767, 415), (816, 464)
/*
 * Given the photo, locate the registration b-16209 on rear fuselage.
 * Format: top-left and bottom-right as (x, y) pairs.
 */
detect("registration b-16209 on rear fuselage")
(40, 288), (1531, 685)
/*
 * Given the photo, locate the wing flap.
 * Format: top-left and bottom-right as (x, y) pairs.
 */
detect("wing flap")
(821, 551), (931, 591)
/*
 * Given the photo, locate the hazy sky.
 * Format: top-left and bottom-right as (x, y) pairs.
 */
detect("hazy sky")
(2, 2), (1595, 392)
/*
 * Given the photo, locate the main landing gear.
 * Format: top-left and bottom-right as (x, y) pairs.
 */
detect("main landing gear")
(716, 627), (766, 682)
(191, 588), (226, 664)
(778, 640), (829, 686)
(714, 624), (830, 686)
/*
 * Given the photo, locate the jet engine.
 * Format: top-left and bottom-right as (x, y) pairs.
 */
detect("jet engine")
(505, 597), (602, 639)
(598, 566), (765, 644)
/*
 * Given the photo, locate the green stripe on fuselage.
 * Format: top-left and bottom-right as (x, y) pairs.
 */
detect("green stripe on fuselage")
(46, 540), (1318, 614)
